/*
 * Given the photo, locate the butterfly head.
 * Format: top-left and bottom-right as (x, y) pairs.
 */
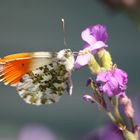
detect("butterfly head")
(57, 49), (75, 71)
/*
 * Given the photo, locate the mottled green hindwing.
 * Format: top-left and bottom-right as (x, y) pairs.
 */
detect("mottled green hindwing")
(17, 60), (73, 105)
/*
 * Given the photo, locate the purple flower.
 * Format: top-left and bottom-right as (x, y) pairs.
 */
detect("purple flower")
(18, 124), (56, 140)
(74, 52), (92, 69)
(81, 24), (108, 44)
(75, 25), (108, 69)
(96, 68), (128, 97)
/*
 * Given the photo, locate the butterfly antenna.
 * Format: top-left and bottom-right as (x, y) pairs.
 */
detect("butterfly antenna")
(61, 18), (67, 48)
(61, 18), (79, 56)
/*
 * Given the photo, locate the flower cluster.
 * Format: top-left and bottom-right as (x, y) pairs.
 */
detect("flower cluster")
(75, 25), (138, 140)
(75, 24), (128, 97)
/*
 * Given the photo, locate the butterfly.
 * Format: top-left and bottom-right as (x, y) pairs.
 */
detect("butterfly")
(0, 49), (75, 105)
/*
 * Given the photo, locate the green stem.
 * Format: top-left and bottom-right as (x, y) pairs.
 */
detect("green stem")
(122, 129), (138, 140)
(106, 111), (118, 125)
(112, 97), (138, 140)
(113, 96), (124, 125)
(129, 118), (139, 139)
(106, 111), (138, 140)
(129, 117), (135, 132)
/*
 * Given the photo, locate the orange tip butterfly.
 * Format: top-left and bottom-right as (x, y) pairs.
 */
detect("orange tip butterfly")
(0, 49), (75, 105)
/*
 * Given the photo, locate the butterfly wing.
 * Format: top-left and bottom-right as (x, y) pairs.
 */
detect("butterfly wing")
(0, 52), (54, 86)
(17, 61), (72, 105)
(0, 53), (32, 86)
(0, 49), (74, 105)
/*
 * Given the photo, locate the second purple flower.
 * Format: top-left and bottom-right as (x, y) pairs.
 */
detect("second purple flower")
(96, 67), (128, 97)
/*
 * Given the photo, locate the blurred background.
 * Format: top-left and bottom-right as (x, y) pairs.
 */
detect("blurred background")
(0, 0), (140, 140)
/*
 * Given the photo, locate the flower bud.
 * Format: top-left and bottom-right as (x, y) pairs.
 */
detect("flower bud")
(98, 49), (113, 70)
(83, 95), (94, 103)
(88, 55), (101, 74)
(119, 95), (134, 118)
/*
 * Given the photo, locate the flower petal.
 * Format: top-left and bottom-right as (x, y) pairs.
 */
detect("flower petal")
(102, 83), (114, 97)
(114, 68), (128, 86)
(89, 41), (108, 54)
(90, 24), (108, 43)
(82, 44), (90, 50)
(107, 77), (120, 94)
(96, 71), (107, 82)
(74, 53), (91, 69)
(81, 28), (96, 45)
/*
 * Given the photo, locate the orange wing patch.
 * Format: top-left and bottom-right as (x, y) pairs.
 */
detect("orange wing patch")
(0, 53), (32, 86)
